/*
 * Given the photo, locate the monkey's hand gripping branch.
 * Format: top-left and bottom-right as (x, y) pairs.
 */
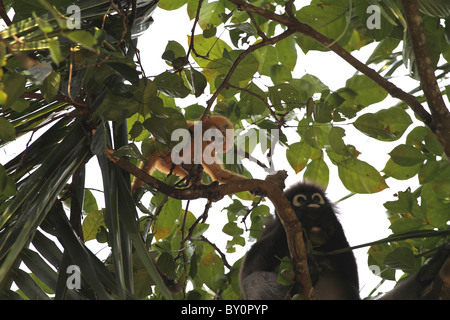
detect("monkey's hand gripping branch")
(105, 147), (314, 299)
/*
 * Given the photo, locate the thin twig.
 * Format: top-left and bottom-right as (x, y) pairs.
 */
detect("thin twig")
(187, 0), (206, 60)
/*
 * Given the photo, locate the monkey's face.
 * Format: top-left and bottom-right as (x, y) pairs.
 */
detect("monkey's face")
(285, 186), (337, 246)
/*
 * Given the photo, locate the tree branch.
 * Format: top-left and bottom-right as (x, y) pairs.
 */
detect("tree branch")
(0, 0), (12, 26)
(225, 0), (436, 140)
(401, 0), (450, 158)
(186, 0), (205, 60)
(105, 146), (313, 299)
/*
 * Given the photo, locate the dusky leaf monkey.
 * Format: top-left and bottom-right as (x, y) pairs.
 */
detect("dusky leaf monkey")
(240, 182), (359, 300)
(131, 115), (246, 192)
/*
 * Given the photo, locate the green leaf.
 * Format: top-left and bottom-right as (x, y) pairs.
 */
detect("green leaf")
(129, 121), (144, 140)
(405, 125), (444, 156)
(189, 35), (232, 69)
(383, 159), (421, 180)
(0, 90), (6, 105)
(384, 247), (419, 274)
(158, 0), (187, 10)
(253, 45), (277, 76)
(295, 3), (353, 53)
(249, 204), (270, 240)
(0, 117), (16, 141)
(41, 70), (61, 102)
(270, 64), (292, 85)
(389, 145), (426, 167)
(303, 127), (327, 149)
(20, 248), (57, 295)
(108, 62), (140, 86)
(337, 158), (388, 193)
(184, 103), (206, 120)
(198, 1), (225, 29)
(65, 30), (97, 51)
(154, 197), (182, 240)
(313, 101), (333, 123)
(328, 127), (349, 156)
(366, 38), (401, 64)
(383, 189), (418, 215)
(0, 164), (8, 193)
(353, 107), (412, 141)
(418, 0), (450, 18)
(83, 189), (98, 214)
(431, 179), (450, 201)
(10, 99), (30, 113)
(184, 67), (207, 97)
(95, 89), (140, 121)
(418, 160), (440, 184)
(48, 38), (63, 65)
(421, 183), (450, 227)
(278, 257), (294, 286)
(162, 40), (186, 63)
(154, 71), (191, 98)
(197, 244), (224, 291)
(12, 268), (49, 300)
(222, 221), (243, 237)
(389, 216), (424, 234)
(229, 22), (255, 47)
(345, 75), (388, 107)
(304, 157), (329, 188)
(0, 124), (93, 294)
(268, 83), (305, 110)
(239, 83), (267, 116)
(208, 50), (259, 83)
(368, 244), (396, 281)
(113, 143), (144, 160)
(424, 129), (444, 155)
(275, 36), (297, 71)
(156, 252), (177, 280)
(203, 23), (217, 38)
(82, 209), (106, 242)
(224, 199), (246, 216)
(286, 141), (311, 173)
(2, 72), (27, 107)
(0, 164), (15, 198)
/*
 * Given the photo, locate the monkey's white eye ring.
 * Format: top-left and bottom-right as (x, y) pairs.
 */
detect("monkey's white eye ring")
(292, 194), (307, 207)
(312, 193), (325, 205)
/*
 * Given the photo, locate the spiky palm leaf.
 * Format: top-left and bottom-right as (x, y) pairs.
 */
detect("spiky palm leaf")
(0, 0), (172, 300)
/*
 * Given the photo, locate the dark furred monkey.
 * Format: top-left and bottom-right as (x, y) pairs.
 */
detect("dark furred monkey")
(240, 182), (359, 300)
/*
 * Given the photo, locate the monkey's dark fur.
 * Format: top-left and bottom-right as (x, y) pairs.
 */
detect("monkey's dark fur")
(240, 182), (359, 300)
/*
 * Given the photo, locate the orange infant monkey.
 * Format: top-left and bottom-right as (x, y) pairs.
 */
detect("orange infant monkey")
(131, 115), (246, 192)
